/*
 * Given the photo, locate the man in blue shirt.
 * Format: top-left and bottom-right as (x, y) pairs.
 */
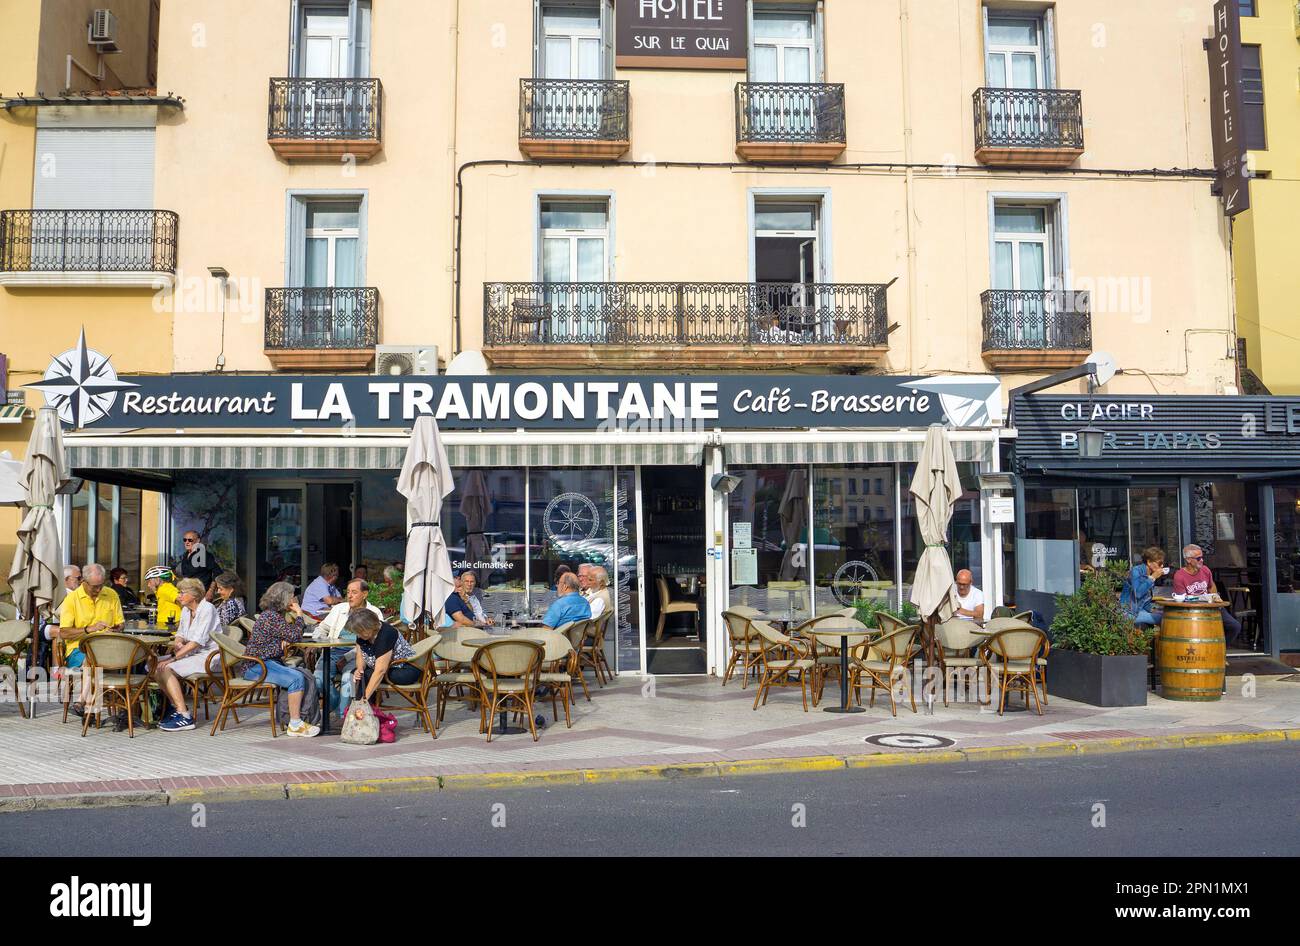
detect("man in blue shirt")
(301, 563), (343, 619)
(542, 573), (591, 629)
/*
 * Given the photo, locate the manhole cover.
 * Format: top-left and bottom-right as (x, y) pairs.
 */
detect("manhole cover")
(864, 733), (956, 750)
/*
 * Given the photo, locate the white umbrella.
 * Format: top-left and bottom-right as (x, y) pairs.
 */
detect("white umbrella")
(7, 407), (70, 713)
(908, 424), (962, 658)
(398, 415), (455, 627)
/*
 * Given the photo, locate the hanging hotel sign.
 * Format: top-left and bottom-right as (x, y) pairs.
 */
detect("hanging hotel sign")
(615, 0), (747, 70)
(1206, 0), (1250, 217)
(28, 337), (1002, 432)
(1013, 395), (1300, 472)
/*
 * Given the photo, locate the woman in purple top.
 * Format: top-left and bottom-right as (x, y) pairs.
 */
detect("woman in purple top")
(242, 581), (318, 737)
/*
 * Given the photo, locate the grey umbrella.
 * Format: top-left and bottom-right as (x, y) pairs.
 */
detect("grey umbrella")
(398, 415), (456, 627)
(778, 468), (809, 582)
(459, 469), (491, 567)
(908, 424), (961, 663)
(6, 407), (70, 712)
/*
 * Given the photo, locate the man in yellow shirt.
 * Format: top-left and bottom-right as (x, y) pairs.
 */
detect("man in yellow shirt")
(145, 565), (182, 630)
(56, 563), (125, 713)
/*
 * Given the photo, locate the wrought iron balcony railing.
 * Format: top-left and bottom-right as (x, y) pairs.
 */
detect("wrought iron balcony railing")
(736, 82), (846, 144)
(265, 287), (379, 350)
(484, 281), (889, 347)
(980, 289), (1092, 351)
(0, 209), (178, 273)
(268, 77), (382, 141)
(519, 78), (630, 141)
(973, 87), (1084, 151)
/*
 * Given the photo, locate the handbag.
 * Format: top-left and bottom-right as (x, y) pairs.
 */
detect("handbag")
(340, 698), (379, 745)
(375, 707), (398, 744)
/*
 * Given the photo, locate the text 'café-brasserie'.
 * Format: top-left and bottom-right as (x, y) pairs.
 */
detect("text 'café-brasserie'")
(42, 336), (1008, 677)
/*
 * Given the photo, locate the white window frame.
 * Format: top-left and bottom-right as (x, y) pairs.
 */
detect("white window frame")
(986, 192), (1069, 290)
(305, 206), (361, 288)
(750, 6), (819, 83)
(532, 190), (615, 282)
(749, 1), (825, 81)
(285, 189), (369, 287)
(537, 197), (611, 284)
(534, 0), (613, 79)
(747, 188), (832, 283)
(982, 7), (1052, 89)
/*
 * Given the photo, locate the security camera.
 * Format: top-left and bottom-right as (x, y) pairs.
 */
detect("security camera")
(711, 473), (742, 495)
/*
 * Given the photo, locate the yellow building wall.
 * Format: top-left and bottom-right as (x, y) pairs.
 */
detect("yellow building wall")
(1234, 3), (1300, 394)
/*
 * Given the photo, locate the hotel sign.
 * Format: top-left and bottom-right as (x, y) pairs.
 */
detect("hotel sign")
(1207, 0), (1250, 217)
(615, 0), (747, 70)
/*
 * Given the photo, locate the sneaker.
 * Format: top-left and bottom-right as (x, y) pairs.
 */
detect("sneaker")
(285, 720), (321, 737)
(534, 714), (547, 730)
(159, 713), (195, 732)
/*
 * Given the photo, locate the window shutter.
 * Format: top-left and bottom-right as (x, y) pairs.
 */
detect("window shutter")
(747, 0), (756, 79)
(288, 0), (301, 75)
(1042, 6), (1058, 88)
(287, 196), (308, 286)
(533, 0), (544, 77)
(981, 5), (992, 85)
(814, 1), (825, 81)
(602, 0), (615, 78)
(32, 127), (155, 209)
(349, 0), (372, 78)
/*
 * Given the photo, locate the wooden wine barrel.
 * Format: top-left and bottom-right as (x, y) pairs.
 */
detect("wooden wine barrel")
(1155, 599), (1225, 702)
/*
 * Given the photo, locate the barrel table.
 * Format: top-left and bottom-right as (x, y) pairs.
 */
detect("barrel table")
(1153, 598), (1226, 702)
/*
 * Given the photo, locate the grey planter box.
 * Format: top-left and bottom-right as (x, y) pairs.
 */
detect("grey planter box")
(1046, 649), (1148, 707)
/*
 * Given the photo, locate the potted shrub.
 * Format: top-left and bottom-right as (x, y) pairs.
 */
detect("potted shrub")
(1046, 567), (1154, 707)
(853, 597), (919, 630)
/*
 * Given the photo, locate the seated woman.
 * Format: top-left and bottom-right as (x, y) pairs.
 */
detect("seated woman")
(445, 570), (493, 628)
(240, 581), (319, 737)
(347, 609), (419, 704)
(155, 578), (222, 732)
(109, 568), (140, 609)
(1121, 546), (1169, 628)
(213, 571), (247, 626)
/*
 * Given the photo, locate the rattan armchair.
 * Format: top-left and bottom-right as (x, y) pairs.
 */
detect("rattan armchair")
(848, 623), (920, 717)
(573, 615), (613, 687)
(375, 633), (441, 738)
(471, 639), (544, 742)
(209, 630), (281, 737)
(432, 634), (484, 727)
(933, 619), (991, 707)
(79, 633), (153, 737)
(0, 619), (30, 718)
(532, 629), (579, 727)
(749, 619), (817, 711)
(721, 610), (764, 688)
(985, 627), (1049, 715)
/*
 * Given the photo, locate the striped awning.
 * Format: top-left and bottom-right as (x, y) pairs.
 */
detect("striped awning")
(64, 438), (704, 470)
(0, 404), (33, 424)
(725, 437), (992, 465)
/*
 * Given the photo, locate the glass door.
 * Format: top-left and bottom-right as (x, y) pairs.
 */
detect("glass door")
(304, 201), (360, 347)
(1190, 481), (1263, 651)
(540, 199), (608, 342)
(754, 201), (821, 341)
(300, 7), (350, 135)
(1270, 487), (1300, 654)
(751, 10), (816, 138)
(993, 204), (1050, 346)
(253, 485), (306, 604)
(985, 13), (1048, 141)
(539, 4), (603, 135)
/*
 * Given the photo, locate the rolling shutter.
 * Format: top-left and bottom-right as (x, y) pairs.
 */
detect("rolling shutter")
(32, 127), (155, 209)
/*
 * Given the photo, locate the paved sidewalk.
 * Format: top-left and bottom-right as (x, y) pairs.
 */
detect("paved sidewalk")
(1, 670), (1298, 804)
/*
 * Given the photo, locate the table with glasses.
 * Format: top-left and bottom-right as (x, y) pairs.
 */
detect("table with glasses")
(465, 633), (546, 736)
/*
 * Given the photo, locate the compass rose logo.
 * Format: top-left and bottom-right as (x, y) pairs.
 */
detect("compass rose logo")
(25, 329), (137, 428)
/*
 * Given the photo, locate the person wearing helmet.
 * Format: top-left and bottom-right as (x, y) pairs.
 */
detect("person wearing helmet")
(145, 566), (182, 631)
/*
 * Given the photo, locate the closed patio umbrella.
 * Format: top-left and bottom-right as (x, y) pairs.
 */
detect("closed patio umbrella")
(908, 424), (961, 663)
(777, 468), (809, 582)
(459, 469), (491, 567)
(7, 407), (70, 713)
(398, 414), (456, 628)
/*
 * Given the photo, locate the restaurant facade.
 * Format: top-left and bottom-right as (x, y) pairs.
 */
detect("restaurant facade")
(57, 365), (1007, 677)
(1010, 392), (1300, 662)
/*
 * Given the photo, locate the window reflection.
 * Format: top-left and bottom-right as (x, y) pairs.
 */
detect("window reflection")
(815, 465), (896, 613)
(727, 466), (809, 620)
(528, 468), (615, 620)
(440, 469), (527, 622)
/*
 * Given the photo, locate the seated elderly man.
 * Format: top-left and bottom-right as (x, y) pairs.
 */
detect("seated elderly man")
(445, 570), (493, 628)
(314, 577), (384, 687)
(55, 563), (125, 716)
(542, 572), (591, 630)
(951, 569), (985, 622)
(301, 563), (344, 620)
(584, 565), (612, 619)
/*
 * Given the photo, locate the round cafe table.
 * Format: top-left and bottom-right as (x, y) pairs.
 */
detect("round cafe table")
(287, 639), (350, 735)
(465, 634), (545, 735)
(802, 620), (875, 714)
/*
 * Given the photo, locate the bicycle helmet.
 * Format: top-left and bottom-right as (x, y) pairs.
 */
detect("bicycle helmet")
(144, 565), (175, 582)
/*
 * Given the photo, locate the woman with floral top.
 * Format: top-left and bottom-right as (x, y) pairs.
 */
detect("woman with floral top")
(214, 571), (247, 626)
(242, 581), (318, 737)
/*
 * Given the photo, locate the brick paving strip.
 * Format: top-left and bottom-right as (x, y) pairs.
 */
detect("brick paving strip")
(1, 675), (1297, 811)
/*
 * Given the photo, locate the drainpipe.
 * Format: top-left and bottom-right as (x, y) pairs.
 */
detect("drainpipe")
(898, 0), (919, 374)
(448, 0), (462, 357)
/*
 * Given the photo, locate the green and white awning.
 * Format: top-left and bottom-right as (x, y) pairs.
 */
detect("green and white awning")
(0, 404), (33, 424)
(723, 437), (992, 466)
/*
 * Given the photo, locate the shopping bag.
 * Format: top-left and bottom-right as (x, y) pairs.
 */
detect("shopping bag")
(340, 698), (379, 745)
(375, 708), (398, 744)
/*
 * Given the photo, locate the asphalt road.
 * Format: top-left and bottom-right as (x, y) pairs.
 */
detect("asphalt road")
(3, 743), (1297, 857)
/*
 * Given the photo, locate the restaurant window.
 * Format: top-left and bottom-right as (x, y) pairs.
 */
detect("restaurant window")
(117, 487), (143, 590)
(528, 467), (615, 623)
(1078, 487), (1128, 571)
(902, 462), (983, 601)
(1018, 487), (1077, 595)
(440, 469), (527, 622)
(69, 480), (91, 568)
(815, 465), (897, 614)
(96, 483), (116, 565)
(1129, 486), (1181, 566)
(727, 466), (810, 622)
(1241, 45), (1266, 151)
(1271, 488), (1300, 652)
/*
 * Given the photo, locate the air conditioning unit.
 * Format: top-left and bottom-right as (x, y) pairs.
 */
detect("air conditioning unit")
(374, 345), (439, 377)
(89, 9), (120, 51)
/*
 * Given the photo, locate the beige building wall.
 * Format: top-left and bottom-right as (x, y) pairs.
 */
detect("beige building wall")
(155, 0), (459, 373)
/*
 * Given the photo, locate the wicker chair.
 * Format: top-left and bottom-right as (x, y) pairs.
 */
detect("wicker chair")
(0, 619), (30, 718)
(654, 576), (699, 642)
(79, 634), (153, 737)
(432, 634), (484, 727)
(375, 634), (441, 738)
(749, 619), (817, 711)
(807, 615), (873, 704)
(982, 616), (1048, 706)
(933, 619), (991, 707)
(721, 610), (765, 688)
(209, 630), (281, 737)
(181, 621), (250, 721)
(849, 624), (920, 717)
(573, 615), (612, 688)
(985, 627), (1050, 716)
(471, 639), (544, 742)
(532, 629), (579, 727)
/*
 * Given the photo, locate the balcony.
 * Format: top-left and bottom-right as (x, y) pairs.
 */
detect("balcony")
(264, 287), (379, 370)
(0, 209), (178, 287)
(980, 288), (1092, 371)
(735, 83), (846, 163)
(267, 77), (383, 161)
(518, 79), (630, 161)
(973, 88), (1084, 168)
(483, 281), (891, 370)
